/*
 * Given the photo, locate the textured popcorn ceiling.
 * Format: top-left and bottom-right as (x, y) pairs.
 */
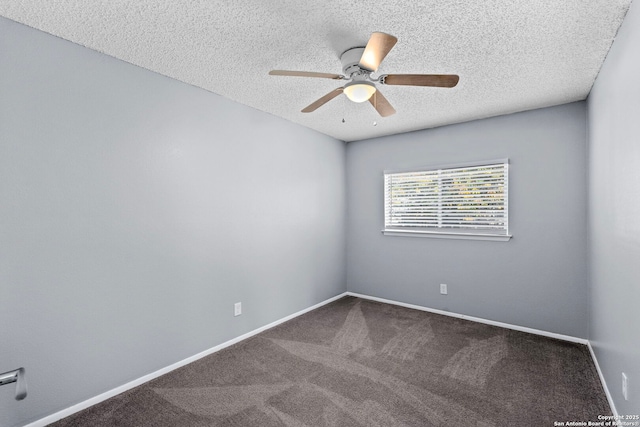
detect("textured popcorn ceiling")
(0, 0), (631, 142)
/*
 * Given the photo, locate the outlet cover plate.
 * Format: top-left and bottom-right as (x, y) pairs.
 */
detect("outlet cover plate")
(440, 284), (448, 295)
(234, 302), (242, 317)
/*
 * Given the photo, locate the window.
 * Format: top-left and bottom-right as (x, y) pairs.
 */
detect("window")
(383, 160), (511, 241)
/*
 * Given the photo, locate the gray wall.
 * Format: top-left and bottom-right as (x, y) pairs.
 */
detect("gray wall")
(346, 102), (589, 338)
(0, 18), (346, 427)
(588, 0), (640, 416)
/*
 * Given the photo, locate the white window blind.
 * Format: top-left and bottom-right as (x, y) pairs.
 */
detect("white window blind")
(384, 160), (509, 239)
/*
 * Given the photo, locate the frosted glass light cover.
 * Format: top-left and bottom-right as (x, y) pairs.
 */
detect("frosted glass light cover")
(344, 82), (376, 103)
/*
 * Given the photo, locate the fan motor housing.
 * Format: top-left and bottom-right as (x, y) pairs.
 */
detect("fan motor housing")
(341, 47), (369, 76)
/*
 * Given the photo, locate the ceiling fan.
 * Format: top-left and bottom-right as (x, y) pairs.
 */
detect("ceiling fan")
(269, 32), (459, 117)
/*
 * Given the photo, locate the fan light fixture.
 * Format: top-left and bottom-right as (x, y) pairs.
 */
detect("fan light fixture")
(343, 81), (376, 103)
(269, 32), (459, 117)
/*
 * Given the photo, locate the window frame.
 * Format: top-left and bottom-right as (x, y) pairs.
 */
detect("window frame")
(382, 159), (512, 241)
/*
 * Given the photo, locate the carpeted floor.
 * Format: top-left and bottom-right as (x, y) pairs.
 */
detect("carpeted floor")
(52, 296), (611, 426)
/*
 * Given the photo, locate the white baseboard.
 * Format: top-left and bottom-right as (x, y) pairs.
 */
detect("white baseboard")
(587, 341), (618, 418)
(25, 292), (348, 427)
(347, 292), (589, 344)
(25, 291), (617, 426)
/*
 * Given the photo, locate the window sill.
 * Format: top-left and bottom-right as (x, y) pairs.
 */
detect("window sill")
(381, 229), (512, 242)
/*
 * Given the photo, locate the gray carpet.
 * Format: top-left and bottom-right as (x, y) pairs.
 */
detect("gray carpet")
(51, 296), (610, 426)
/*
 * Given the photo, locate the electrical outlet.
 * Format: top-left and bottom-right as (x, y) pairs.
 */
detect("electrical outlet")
(234, 302), (242, 317)
(440, 284), (448, 295)
(622, 372), (628, 400)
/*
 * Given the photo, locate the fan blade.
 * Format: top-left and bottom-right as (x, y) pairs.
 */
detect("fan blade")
(381, 74), (459, 88)
(269, 70), (344, 80)
(368, 90), (396, 117)
(301, 88), (344, 113)
(358, 32), (398, 72)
